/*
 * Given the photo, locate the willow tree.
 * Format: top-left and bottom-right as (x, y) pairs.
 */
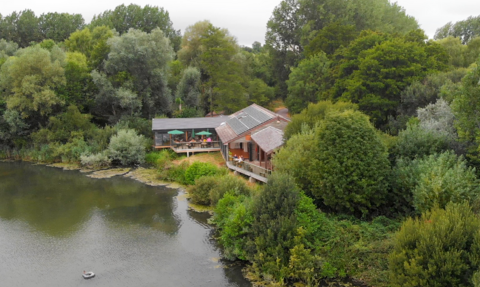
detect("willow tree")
(0, 45), (66, 120)
(92, 28), (174, 123)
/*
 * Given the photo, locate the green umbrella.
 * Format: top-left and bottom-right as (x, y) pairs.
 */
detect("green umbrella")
(196, 131), (212, 136)
(191, 129), (195, 137)
(168, 130), (184, 135)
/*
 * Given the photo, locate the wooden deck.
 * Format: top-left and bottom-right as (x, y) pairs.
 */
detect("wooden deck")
(170, 146), (221, 154)
(226, 162), (268, 183)
(154, 146), (220, 154)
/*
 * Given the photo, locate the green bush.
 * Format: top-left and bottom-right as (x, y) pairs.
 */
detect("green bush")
(391, 123), (449, 161)
(188, 174), (252, 206)
(389, 202), (480, 287)
(184, 161), (225, 185)
(145, 149), (177, 169)
(209, 174), (251, 206)
(394, 151), (479, 214)
(108, 129), (147, 166)
(160, 161), (189, 184)
(80, 151), (111, 168)
(187, 175), (219, 205)
(213, 192), (253, 260)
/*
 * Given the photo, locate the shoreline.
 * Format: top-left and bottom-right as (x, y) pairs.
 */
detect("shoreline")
(1, 159), (211, 213)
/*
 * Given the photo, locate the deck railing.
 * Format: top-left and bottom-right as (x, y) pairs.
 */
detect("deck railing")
(171, 141), (221, 150)
(227, 157), (272, 178)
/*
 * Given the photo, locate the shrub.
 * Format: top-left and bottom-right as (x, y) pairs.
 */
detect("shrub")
(160, 161), (189, 184)
(389, 202), (480, 287)
(209, 174), (251, 206)
(52, 135), (92, 162)
(188, 174), (252, 206)
(184, 161), (224, 185)
(145, 149), (177, 169)
(392, 123), (449, 161)
(108, 129), (146, 165)
(394, 151), (479, 214)
(213, 192), (253, 260)
(80, 151), (111, 169)
(187, 176), (219, 205)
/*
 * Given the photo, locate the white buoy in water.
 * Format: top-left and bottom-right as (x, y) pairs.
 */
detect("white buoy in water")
(83, 271), (95, 279)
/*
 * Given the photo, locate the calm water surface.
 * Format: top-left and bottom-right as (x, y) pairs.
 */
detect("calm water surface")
(0, 162), (250, 287)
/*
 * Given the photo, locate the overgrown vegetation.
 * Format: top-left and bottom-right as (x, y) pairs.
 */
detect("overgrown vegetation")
(2, 3), (480, 287)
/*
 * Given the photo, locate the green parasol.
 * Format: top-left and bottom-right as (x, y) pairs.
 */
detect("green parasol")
(168, 130), (184, 135)
(196, 131), (212, 136)
(191, 129), (195, 137)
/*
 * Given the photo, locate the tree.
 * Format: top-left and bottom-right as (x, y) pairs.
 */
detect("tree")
(304, 22), (357, 57)
(436, 36), (467, 68)
(90, 4), (181, 51)
(175, 66), (201, 109)
(0, 39), (18, 66)
(311, 110), (390, 214)
(108, 129), (146, 165)
(64, 26), (117, 69)
(333, 30), (449, 128)
(0, 109), (29, 147)
(0, 45), (65, 120)
(247, 173), (301, 283)
(286, 52), (331, 114)
(265, 0), (419, 97)
(199, 25), (247, 113)
(247, 78), (274, 107)
(56, 52), (96, 113)
(392, 123), (450, 161)
(435, 15), (480, 44)
(283, 100), (358, 140)
(389, 202), (480, 286)
(452, 59), (480, 166)
(38, 12), (85, 43)
(418, 99), (461, 152)
(92, 28), (174, 122)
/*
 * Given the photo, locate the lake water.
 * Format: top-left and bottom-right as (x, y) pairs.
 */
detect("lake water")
(0, 161), (250, 287)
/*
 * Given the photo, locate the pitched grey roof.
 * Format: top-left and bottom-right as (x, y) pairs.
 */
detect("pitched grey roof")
(152, 116), (228, 131)
(216, 104), (290, 143)
(251, 126), (284, 154)
(225, 105), (276, 135)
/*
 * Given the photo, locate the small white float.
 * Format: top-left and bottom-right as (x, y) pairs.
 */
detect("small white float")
(83, 271), (95, 279)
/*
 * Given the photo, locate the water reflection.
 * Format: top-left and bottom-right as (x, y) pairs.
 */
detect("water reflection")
(0, 162), (179, 236)
(0, 161), (250, 286)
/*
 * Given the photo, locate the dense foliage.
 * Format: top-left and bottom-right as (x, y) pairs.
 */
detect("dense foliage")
(2, 3), (480, 287)
(389, 202), (480, 286)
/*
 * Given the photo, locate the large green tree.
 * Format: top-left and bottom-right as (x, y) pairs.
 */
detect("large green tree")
(0, 10), (84, 47)
(178, 21), (247, 114)
(286, 52), (331, 114)
(64, 26), (117, 70)
(276, 108), (390, 215)
(333, 30), (449, 128)
(265, 0), (419, 97)
(435, 15), (480, 44)
(89, 4), (181, 51)
(0, 45), (66, 120)
(452, 59), (480, 166)
(92, 28), (174, 122)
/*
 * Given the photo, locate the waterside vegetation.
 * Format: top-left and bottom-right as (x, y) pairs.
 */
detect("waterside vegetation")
(2, 2), (480, 286)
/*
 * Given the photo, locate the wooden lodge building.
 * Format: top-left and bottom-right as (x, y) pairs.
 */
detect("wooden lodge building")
(152, 104), (290, 182)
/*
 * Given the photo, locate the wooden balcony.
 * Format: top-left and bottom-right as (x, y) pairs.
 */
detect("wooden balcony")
(226, 158), (272, 183)
(168, 141), (221, 154)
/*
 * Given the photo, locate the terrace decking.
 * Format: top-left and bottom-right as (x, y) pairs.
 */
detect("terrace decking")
(226, 161), (269, 183)
(154, 141), (221, 155)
